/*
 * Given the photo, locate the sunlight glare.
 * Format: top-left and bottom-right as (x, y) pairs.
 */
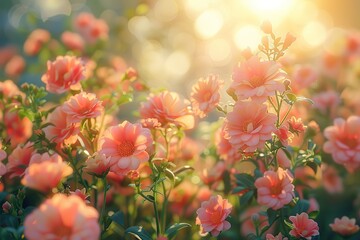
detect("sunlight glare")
(234, 25), (262, 50)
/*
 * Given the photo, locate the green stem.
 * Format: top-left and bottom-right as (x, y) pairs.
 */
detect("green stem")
(100, 178), (108, 231)
(153, 182), (161, 236)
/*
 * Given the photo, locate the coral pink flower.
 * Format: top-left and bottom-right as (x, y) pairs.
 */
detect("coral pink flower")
(225, 101), (276, 152)
(289, 213), (319, 239)
(290, 64), (318, 93)
(7, 142), (34, 178)
(330, 216), (360, 236)
(321, 164), (343, 194)
(61, 31), (85, 51)
(21, 154), (73, 192)
(4, 110), (32, 146)
(169, 181), (199, 217)
(0, 45), (17, 66)
(190, 75), (223, 118)
(275, 125), (293, 146)
(24, 194), (100, 240)
(41, 55), (85, 94)
(62, 92), (103, 123)
(23, 29), (51, 56)
(70, 188), (91, 204)
(201, 161), (226, 186)
(196, 195), (232, 236)
(84, 154), (112, 176)
(216, 123), (243, 164)
(5, 55), (25, 77)
(74, 13), (108, 44)
(140, 91), (195, 129)
(43, 106), (80, 147)
(254, 167), (294, 210)
(313, 90), (340, 115)
(99, 121), (152, 175)
(0, 80), (24, 99)
(230, 56), (287, 102)
(266, 233), (288, 240)
(288, 116), (306, 135)
(323, 116), (360, 172)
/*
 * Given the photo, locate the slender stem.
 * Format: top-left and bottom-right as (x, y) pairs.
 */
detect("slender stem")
(100, 178), (108, 231)
(153, 182), (161, 236)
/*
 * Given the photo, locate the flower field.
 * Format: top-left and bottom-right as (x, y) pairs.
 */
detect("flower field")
(1, 1), (360, 239)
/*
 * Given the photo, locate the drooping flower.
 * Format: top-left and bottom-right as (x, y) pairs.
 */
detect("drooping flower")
(140, 91), (194, 129)
(21, 153), (73, 193)
(323, 116), (360, 172)
(190, 75), (223, 118)
(41, 55), (85, 94)
(254, 167), (294, 210)
(329, 216), (360, 236)
(289, 213), (319, 239)
(7, 142), (34, 178)
(225, 101), (276, 152)
(99, 121), (152, 175)
(196, 195), (232, 237)
(62, 92), (103, 123)
(230, 56), (287, 102)
(24, 194), (100, 240)
(43, 106), (80, 147)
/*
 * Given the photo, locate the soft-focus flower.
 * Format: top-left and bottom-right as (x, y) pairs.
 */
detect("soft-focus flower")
(4, 110), (33, 146)
(240, 206), (270, 236)
(23, 29), (51, 56)
(283, 33), (296, 50)
(329, 216), (360, 236)
(61, 31), (85, 51)
(266, 233), (288, 240)
(5, 55), (26, 77)
(289, 213), (319, 239)
(24, 194), (100, 240)
(43, 106), (80, 147)
(261, 20), (273, 34)
(41, 55), (85, 94)
(84, 153), (112, 176)
(290, 64), (318, 93)
(62, 92), (103, 123)
(276, 148), (292, 169)
(230, 56), (287, 102)
(313, 90), (340, 115)
(190, 75), (223, 118)
(0, 79), (24, 99)
(254, 167), (294, 210)
(99, 121), (152, 175)
(0, 144), (6, 177)
(288, 116), (306, 135)
(225, 101), (276, 152)
(323, 116), (360, 172)
(7, 142), (34, 178)
(141, 118), (161, 129)
(321, 164), (343, 194)
(0, 45), (17, 66)
(201, 161), (226, 187)
(140, 91), (194, 129)
(21, 154), (73, 192)
(169, 181), (199, 217)
(70, 188), (91, 204)
(215, 123), (243, 164)
(275, 125), (293, 146)
(196, 195), (232, 237)
(2, 201), (12, 213)
(74, 13), (108, 44)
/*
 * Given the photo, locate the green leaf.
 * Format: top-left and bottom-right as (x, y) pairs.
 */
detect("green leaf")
(308, 211), (319, 219)
(296, 96), (314, 104)
(165, 223), (191, 239)
(234, 173), (255, 188)
(240, 190), (254, 206)
(266, 208), (278, 226)
(125, 226), (152, 240)
(110, 211), (125, 228)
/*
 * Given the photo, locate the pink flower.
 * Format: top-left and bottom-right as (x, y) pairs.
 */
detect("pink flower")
(215, 123), (243, 164)
(266, 233), (288, 240)
(196, 195), (232, 236)
(74, 13), (109, 44)
(43, 106), (80, 147)
(140, 91), (195, 129)
(61, 31), (85, 51)
(201, 161), (226, 186)
(321, 164), (343, 194)
(5, 55), (25, 77)
(276, 149), (292, 169)
(21, 153), (73, 192)
(289, 212), (319, 239)
(7, 142), (34, 178)
(84, 154), (112, 176)
(23, 29), (51, 56)
(0, 80), (24, 99)
(275, 125), (293, 146)
(288, 116), (306, 135)
(99, 121), (152, 175)
(313, 90), (340, 115)
(254, 167), (294, 210)
(24, 194), (100, 240)
(230, 56), (287, 102)
(190, 75), (223, 118)
(329, 216), (360, 236)
(225, 101), (276, 152)
(70, 188), (91, 204)
(4, 110), (32, 147)
(62, 92), (103, 123)
(323, 116), (360, 172)
(41, 55), (85, 94)
(290, 64), (318, 93)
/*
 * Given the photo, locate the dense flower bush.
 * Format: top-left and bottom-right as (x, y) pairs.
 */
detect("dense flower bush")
(1, 2), (360, 240)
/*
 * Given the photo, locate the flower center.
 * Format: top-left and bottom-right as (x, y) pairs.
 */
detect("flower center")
(270, 182), (283, 196)
(202, 92), (212, 102)
(117, 141), (135, 157)
(53, 225), (72, 237)
(250, 75), (265, 88)
(341, 134), (359, 148)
